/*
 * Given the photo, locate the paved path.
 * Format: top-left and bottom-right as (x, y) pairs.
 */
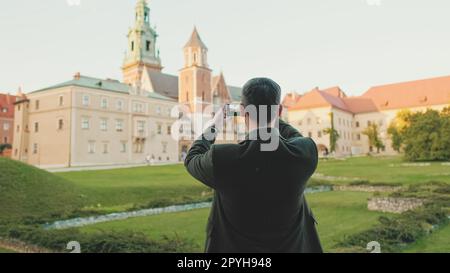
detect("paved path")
(46, 162), (183, 173)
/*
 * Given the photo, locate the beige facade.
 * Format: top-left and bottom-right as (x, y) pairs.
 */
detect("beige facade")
(287, 82), (450, 157)
(12, 83), (178, 168)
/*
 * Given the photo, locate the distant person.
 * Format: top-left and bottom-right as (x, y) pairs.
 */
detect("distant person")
(150, 155), (155, 165)
(145, 154), (151, 165)
(184, 78), (322, 253)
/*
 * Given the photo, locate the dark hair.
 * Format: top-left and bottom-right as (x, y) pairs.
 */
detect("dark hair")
(241, 78), (281, 123)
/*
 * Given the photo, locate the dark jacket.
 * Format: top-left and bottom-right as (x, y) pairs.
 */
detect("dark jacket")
(184, 120), (323, 253)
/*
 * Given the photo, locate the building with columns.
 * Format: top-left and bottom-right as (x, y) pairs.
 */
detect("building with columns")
(284, 76), (450, 156)
(12, 0), (242, 168)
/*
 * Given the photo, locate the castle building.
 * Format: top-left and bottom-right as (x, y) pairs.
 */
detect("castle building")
(12, 0), (242, 168)
(285, 76), (450, 156)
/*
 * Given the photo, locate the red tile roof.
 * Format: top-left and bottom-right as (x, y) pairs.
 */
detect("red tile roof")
(289, 87), (351, 112)
(0, 93), (17, 119)
(287, 75), (450, 114)
(362, 75), (450, 111)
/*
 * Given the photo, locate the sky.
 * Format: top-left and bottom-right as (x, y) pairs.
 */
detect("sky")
(1, 0), (450, 96)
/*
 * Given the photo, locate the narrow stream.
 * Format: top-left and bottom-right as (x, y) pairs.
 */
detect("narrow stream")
(44, 186), (332, 230)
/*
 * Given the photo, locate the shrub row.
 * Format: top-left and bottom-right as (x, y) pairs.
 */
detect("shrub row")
(0, 225), (199, 253)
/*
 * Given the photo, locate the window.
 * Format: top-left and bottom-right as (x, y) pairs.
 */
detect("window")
(308, 132), (312, 138)
(357, 134), (361, 141)
(58, 119), (64, 130)
(102, 143), (109, 154)
(116, 120), (123, 132)
(1, 107), (7, 113)
(167, 125), (171, 135)
(356, 121), (360, 128)
(88, 141), (95, 154)
(137, 121), (145, 133)
(133, 103), (143, 113)
(318, 131), (322, 138)
(59, 95), (64, 106)
(121, 141), (127, 153)
(131, 41), (134, 51)
(156, 106), (161, 115)
(3, 137), (7, 144)
(82, 95), (90, 106)
(3, 122), (9, 131)
(100, 119), (108, 131)
(162, 142), (167, 154)
(35, 100), (40, 110)
(368, 121), (372, 126)
(81, 118), (90, 129)
(101, 98), (108, 109)
(157, 124), (162, 134)
(117, 100), (124, 111)
(146, 41), (151, 51)
(33, 143), (38, 154)
(16, 125), (20, 132)
(17, 105), (21, 111)
(34, 122), (39, 133)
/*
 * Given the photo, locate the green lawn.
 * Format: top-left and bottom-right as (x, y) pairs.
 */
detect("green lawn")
(316, 156), (450, 185)
(0, 247), (15, 253)
(403, 223), (450, 253)
(56, 164), (212, 213)
(79, 191), (386, 252)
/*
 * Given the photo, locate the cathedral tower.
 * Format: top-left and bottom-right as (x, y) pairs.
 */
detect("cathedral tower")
(179, 27), (212, 112)
(122, 0), (162, 86)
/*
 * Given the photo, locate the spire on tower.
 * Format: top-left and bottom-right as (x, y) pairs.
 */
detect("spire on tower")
(184, 27), (208, 49)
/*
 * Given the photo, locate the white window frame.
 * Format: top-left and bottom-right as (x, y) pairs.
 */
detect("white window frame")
(116, 119), (124, 132)
(81, 118), (90, 129)
(100, 118), (108, 131)
(101, 97), (109, 109)
(88, 141), (96, 154)
(116, 100), (124, 111)
(82, 95), (90, 106)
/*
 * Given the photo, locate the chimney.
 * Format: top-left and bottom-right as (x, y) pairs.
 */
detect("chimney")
(6, 93), (11, 104)
(17, 86), (23, 97)
(74, 72), (81, 80)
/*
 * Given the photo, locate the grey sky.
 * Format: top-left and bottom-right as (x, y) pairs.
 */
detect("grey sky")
(1, 0), (450, 96)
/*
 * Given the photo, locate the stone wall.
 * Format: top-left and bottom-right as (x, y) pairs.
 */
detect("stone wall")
(368, 197), (424, 214)
(333, 185), (402, 193)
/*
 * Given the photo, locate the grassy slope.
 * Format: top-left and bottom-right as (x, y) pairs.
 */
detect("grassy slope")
(316, 156), (450, 185)
(403, 223), (450, 253)
(0, 158), (82, 223)
(0, 247), (15, 253)
(79, 191), (386, 253)
(55, 165), (211, 213)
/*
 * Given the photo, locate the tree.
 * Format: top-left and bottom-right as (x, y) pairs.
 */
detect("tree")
(0, 143), (12, 154)
(362, 123), (385, 153)
(402, 109), (450, 161)
(387, 109), (412, 152)
(323, 112), (340, 153)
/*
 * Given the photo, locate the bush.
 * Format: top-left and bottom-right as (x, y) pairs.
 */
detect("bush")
(1, 225), (199, 253)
